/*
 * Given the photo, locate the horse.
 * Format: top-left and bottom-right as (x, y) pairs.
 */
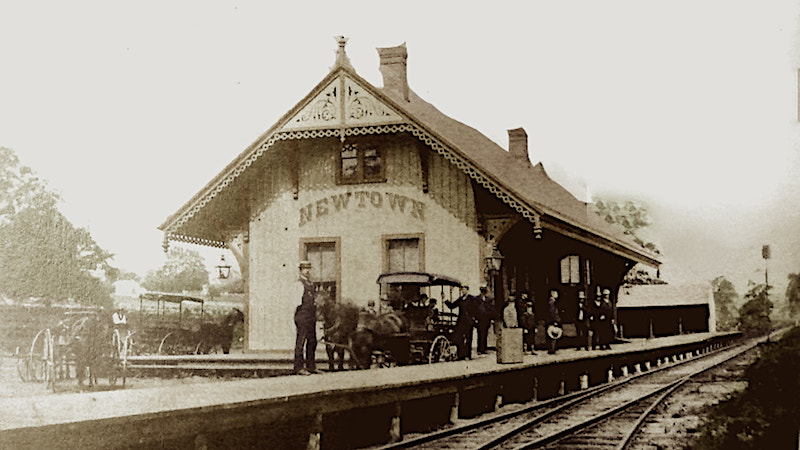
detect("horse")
(350, 309), (407, 368)
(318, 294), (360, 371)
(68, 314), (120, 387)
(197, 308), (244, 354)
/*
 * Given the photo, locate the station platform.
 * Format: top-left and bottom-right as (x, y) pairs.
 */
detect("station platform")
(0, 332), (739, 449)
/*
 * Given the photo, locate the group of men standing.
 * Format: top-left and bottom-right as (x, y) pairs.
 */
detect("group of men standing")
(536, 288), (616, 354)
(292, 259), (619, 373)
(448, 285), (618, 360)
(576, 288), (616, 351)
(445, 285), (496, 359)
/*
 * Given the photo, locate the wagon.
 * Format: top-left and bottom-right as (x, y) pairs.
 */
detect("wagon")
(135, 292), (206, 355)
(371, 271), (462, 365)
(16, 311), (129, 389)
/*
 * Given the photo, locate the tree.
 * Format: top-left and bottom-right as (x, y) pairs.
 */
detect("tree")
(623, 267), (667, 285)
(596, 197), (664, 286)
(593, 198), (660, 254)
(0, 148), (116, 306)
(142, 247), (209, 293)
(696, 327), (800, 449)
(712, 276), (739, 330)
(786, 273), (800, 318)
(0, 147), (59, 224)
(738, 282), (772, 333)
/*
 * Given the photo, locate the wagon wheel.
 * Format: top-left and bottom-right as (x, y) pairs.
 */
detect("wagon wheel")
(29, 329), (54, 383)
(120, 333), (133, 386)
(428, 335), (454, 364)
(16, 346), (30, 382)
(158, 331), (187, 355)
(112, 329), (123, 358)
(109, 330), (125, 386)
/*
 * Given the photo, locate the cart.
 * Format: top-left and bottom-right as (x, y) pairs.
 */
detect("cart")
(369, 271), (461, 366)
(135, 292), (206, 355)
(16, 311), (129, 389)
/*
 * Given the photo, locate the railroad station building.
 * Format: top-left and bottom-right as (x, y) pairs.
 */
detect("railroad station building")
(159, 39), (660, 351)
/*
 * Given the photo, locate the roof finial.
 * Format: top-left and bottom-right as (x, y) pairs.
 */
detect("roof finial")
(334, 35), (353, 69)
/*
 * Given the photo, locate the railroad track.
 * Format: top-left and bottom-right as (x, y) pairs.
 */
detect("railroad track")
(376, 335), (768, 450)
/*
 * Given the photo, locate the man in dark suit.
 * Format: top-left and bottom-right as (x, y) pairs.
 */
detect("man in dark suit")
(445, 285), (476, 360)
(546, 289), (562, 354)
(474, 285), (496, 354)
(575, 290), (591, 350)
(294, 260), (318, 375)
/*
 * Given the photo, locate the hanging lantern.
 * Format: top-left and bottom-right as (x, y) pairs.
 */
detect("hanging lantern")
(216, 255), (232, 279)
(485, 246), (504, 272)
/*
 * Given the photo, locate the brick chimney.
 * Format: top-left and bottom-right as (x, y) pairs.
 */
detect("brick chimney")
(508, 128), (530, 165)
(377, 43), (409, 102)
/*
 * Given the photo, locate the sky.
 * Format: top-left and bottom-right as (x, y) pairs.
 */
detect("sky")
(1, 1), (798, 302)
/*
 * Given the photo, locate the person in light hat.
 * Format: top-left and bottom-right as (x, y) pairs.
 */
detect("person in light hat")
(293, 260), (319, 375)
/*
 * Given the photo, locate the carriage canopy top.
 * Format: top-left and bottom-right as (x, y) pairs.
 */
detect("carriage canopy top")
(138, 292), (205, 321)
(376, 272), (462, 287)
(139, 292), (205, 305)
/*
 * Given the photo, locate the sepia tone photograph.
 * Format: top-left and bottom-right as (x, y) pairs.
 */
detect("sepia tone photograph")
(1, 1), (799, 449)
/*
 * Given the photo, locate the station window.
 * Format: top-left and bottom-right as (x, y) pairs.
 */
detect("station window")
(560, 255), (581, 285)
(584, 259), (592, 286)
(304, 241), (338, 301)
(386, 237), (421, 272)
(337, 142), (385, 184)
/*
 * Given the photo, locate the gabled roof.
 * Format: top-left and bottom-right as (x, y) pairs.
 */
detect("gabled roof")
(159, 42), (660, 267)
(390, 87), (659, 265)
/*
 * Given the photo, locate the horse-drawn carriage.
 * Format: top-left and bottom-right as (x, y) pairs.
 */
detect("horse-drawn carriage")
(16, 310), (129, 389)
(135, 292), (243, 355)
(322, 271), (461, 370)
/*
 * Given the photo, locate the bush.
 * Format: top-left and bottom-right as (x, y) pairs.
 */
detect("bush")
(695, 327), (800, 449)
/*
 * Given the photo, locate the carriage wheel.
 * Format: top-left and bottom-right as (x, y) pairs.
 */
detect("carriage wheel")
(121, 334), (132, 386)
(428, 335), (452, 364)
(107, 330), (119, 385)
(158, 332), (179, 355)
(27, 329), (54, 382)
(112, 329), (122, 356)
(16, 346), (30, 382)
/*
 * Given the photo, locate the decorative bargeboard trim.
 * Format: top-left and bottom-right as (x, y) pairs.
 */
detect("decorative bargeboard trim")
(164, 123), (544, 247)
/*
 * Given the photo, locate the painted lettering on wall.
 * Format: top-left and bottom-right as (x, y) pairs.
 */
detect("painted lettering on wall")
(299, 191), (425, 226)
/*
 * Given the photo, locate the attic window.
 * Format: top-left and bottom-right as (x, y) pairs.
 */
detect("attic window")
(337, 142), (385, 184)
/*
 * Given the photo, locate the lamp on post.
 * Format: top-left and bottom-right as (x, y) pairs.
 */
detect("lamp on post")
(216, 254), (232, 280)
(485, 245), (505, 294)
(486, 246), (504, 273)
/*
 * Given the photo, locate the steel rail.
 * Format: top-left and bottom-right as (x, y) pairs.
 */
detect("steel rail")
(613, 339), (766, 450)
(508, 339), (760, 450)
(375, 342), (736, 450)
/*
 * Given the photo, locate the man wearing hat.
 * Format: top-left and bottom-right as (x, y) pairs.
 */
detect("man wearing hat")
(294, 260), (318, 375)
(546, 289), (562, 354)
(445, 285), (476, 360)
(475, 285), (496, 354)
(575, 290), (591, 351)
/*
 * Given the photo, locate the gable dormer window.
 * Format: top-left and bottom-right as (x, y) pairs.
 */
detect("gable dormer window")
(337, 142), (385, 184)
